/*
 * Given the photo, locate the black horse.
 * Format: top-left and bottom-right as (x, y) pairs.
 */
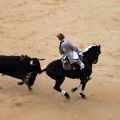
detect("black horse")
(41, 44), (101, 100)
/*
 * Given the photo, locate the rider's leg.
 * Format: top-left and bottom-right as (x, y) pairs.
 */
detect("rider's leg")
(76, 60), (85, 70)
(76, 60), (87, 82)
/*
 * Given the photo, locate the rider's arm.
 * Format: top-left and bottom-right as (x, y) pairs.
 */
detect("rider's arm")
(67, 40), (79, 52)
(67, 40), (83, 56)
(59, 46), (64, 55)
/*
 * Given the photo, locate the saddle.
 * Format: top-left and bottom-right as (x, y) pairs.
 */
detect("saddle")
(60, 56), (81, 71)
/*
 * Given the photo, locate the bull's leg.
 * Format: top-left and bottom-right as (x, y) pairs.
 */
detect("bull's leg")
(80, 82), (87, 98)
(17, 80), (32, 91)
(23, 77), (32, 91)
(27, 72), (37, 87)
(54, 77), (70, 100)
(26, 84), (32, 91)
(25, 81), (32, 91)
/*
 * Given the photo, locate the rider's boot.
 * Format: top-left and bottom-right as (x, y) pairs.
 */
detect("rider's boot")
(80, 63), (88, 83)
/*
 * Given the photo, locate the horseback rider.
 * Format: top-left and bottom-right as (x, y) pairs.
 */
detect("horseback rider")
(57, 33), (85, 70)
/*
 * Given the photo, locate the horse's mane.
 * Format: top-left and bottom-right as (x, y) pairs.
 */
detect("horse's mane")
(83, 44), (97, 53)
(82, 44), (98, 57)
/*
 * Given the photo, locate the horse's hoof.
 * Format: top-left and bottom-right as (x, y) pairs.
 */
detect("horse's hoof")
(65, 93), (70, 100)
(66, 96), (70, 101)
(71, 88), (77, 93)
(80, 93), (86, 98)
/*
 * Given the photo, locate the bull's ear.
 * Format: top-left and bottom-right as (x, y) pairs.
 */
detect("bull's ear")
(30, 60), (35, 65)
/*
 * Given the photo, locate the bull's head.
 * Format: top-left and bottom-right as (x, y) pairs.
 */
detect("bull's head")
(30, 58), (42, 74)
(27, 58), (45, 87)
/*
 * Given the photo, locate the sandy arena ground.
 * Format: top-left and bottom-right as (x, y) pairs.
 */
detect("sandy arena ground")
(0, 0), (120, 120)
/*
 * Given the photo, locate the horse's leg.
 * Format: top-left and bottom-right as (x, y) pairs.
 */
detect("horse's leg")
(71, 72), (88, 92)
(80, 82), (87, 98)
(71, 81), (81, 92)
(54, 77), (70, 100)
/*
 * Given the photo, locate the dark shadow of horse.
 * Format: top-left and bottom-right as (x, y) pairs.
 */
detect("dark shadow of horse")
(41, 44), (101, 100)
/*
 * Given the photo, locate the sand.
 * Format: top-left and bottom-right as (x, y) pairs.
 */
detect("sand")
(0, 0), (120, 120)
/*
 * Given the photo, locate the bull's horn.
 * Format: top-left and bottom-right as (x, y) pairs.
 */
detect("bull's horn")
(38, 58), (45, 60)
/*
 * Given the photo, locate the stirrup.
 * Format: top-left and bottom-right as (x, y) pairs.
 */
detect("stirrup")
(71, 64), (76, 70)
(72, 67), (75, 70)
(63, 59), (67, 64)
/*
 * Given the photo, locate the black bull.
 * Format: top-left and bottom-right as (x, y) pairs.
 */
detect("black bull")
(0, 55), (44, 91)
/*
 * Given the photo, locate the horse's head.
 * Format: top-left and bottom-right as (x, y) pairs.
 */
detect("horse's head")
(83, 44), (101, 64)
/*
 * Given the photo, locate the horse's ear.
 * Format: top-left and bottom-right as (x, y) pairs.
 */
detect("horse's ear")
(99, 45), (101, 48)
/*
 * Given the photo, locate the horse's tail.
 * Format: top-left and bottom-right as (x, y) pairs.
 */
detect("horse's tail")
(41, 68), (47, 73)
(27, 68), (46, 86)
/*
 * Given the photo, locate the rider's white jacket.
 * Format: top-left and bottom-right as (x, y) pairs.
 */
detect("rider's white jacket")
(59, 39), (81, 64)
